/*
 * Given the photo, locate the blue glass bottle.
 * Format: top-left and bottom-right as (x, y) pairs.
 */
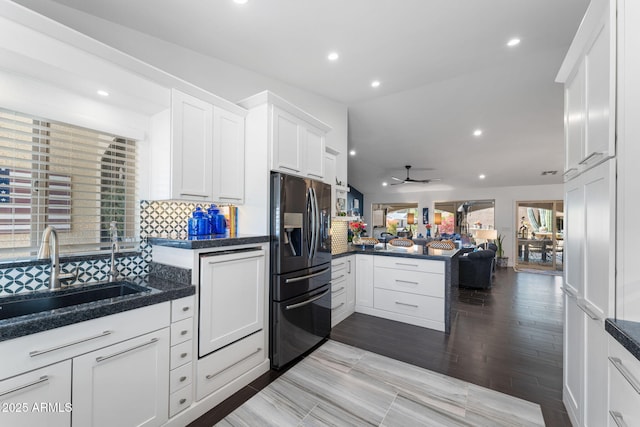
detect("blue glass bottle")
(188, 206), (209, 236)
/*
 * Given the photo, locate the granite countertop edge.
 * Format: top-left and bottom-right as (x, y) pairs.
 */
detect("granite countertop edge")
(605, 318), (640, 361)
(332, 245), (460, 261)
(0, 276), (195, 342)
(148, 234), (270, 249)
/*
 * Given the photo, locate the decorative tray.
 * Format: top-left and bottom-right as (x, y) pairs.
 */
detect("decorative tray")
(388, 238), (414, 247)
(354, 237), (379, 247)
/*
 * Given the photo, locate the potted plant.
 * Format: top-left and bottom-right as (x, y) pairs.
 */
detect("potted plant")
(495, 234), (509, 268)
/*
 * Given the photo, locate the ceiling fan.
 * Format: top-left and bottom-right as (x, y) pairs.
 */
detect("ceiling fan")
(390, 165), (440, 185)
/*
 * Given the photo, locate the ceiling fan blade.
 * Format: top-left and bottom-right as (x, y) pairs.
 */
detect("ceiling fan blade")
(389, 182), (404, 186)
(390, 176), (404, 182)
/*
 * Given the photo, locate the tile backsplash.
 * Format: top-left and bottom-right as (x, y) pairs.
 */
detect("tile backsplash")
(0, 199), (209, 296)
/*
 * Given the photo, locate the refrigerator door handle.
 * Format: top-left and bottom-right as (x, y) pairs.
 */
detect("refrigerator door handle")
(311, 187), (320, 260)
(306, 187), (315, 260)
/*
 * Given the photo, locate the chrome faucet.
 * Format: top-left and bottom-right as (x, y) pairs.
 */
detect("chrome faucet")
(37, 225), (77, 290)
(109, 221), (120, 282)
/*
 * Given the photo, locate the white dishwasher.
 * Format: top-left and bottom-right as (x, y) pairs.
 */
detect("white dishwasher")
(198, 247), (266, 358)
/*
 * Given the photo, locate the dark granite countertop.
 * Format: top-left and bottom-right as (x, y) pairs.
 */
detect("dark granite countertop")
(606, 318), (640, 361)
(149, 234), (269, 249)
(0, 275), (195, 342)
(333, 244), (461, 261)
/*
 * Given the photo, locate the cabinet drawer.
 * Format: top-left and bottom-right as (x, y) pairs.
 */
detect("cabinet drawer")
(609, 337), (640, 386)
(170, 340), (193, 370)
(0, 302), (170, 381)
(171, 318), (194, 346)
(169, 384), (193, 418)
(331, 259), (348, 275)
(171, 296), (195, 322)
(331, 275), (347, 294)
(374, 256), (444, 274)
(609, 356), (640, 427)
(332, 289), (347, 312)
(374, 288), (444, 322)
(374, 267), (444, 298)
(170, 362), (192, 394)
(196, 330), (265, 401)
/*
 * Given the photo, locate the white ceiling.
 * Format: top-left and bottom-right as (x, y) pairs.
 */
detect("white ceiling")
(13, 0), (589, 194)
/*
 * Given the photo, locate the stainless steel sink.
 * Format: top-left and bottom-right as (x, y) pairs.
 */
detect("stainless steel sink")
(0, 281), (149, 321)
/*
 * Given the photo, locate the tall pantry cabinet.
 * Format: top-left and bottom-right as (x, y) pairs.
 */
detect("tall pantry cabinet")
(556, 0), (616, 425)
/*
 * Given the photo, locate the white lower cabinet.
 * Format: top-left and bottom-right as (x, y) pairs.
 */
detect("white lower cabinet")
(72, 328), (170, 427)
(355, 254), (374, 309)
(0, 360), (71, 427)
(168, 296), (195, 418)
(331, 255), (355, 327)
(609, 336), (640, 427)
(564, 295), (584, 424)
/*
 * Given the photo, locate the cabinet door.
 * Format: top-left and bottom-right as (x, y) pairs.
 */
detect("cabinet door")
(0, 360), (71, 427)
(72, 329), (170, 427)
(563, 296), (584, 426)
(583, 159), (615, 317)
(272, 107), (302, 174)
(213, 106), (245, 204)
(304, 125), (325, 180)
(199, 249), (265, 356)
(583, 315), (607, 427)
(584, 0), (615, 167)
(324, 152), (336, 186)
(346, 256), (356, 312)
(564, 176), (584, 296)
(565, 59), (586, 177)
(355, 255), (374, 308)
(171, 89), (213, 200)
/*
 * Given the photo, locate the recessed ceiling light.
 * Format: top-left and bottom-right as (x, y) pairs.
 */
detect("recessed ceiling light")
(327, 52), (339, 61)
(233, 0), (248, 4)
(473, 129), (483, 137)
(349, 150), (356, 156)
(479, 174), (486, 179)
(507, 38), (521, 47)
(371, 80), (381, 88)
(97, 90), (109, 97)
(382, 182), (388, 186)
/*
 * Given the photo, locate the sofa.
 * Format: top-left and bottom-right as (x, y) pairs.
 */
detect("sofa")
(459, 249), (495, 289)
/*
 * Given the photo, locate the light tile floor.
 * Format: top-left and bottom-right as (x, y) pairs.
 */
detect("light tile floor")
(217, 340), (545, 426)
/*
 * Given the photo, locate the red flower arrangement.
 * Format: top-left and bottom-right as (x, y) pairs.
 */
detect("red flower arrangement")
(425, 223), (432, 230)
(349, 221), (366, 234)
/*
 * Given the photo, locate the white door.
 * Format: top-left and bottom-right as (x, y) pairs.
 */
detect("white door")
(72, 329), (170, 427)
(171, 89), (213, 200)
(0, 360), (71, 427)
(355, 255), (374, 308)
(213, 106), (245, 203)
(199, 248), (266, 357)
(272, 107), (302, 174)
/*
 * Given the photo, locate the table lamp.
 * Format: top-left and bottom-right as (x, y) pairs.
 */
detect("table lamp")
(434, 212), (442, 237)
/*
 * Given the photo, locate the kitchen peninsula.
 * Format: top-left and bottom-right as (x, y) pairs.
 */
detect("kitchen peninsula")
(332, 245), (461, 334)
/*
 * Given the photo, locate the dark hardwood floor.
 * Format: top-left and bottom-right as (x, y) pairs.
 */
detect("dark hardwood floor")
(190, 267), (569, 426)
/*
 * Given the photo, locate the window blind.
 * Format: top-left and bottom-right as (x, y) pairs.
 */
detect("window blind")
(0, 108), (138, 260)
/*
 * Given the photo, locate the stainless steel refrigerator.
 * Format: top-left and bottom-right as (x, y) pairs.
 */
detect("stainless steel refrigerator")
(270, 172), (332, 369)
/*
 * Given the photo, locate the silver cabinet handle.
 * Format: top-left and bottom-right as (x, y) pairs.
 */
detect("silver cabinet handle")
(0, 376), (48, 398)
(609, 357), (640, 394)
(332, 286), (345, 294)
(332, 302), (345, 310)
(347, 259), (351, 274)
(331, 274), (345, 281)
(395, 262), (419, 267)
(182, 306), (191, 312)
(181, 352), (188, 359)
(179, 398), (187, 405)
(96, 338), (159, 363)
(30, 330), (113, 357)
(333, 262), (346, 268)
(563, 168), (578, 177)
(285, 267), (330, 283)
(578, 302), (600, 321)
(206, 347), (262, 379)
(395, 301), (419, 308)
(610, 411), (628, 427)
(561, 287), (577, 299)
(579, 151), (603, 165)
(181, 330), (189, 336)
(179, 376), (187, 382)
(396, 279), (419, 285)
(286, 289), (330, 310)
(179, 192), (208, 198)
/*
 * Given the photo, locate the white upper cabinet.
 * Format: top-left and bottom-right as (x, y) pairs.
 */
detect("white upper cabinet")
(241, 91), (331, 181)
(150, 89), (246, 203)
(171, 89), (214, 200)
(557, 0), (616, 180)
(212, 106), (245, 203)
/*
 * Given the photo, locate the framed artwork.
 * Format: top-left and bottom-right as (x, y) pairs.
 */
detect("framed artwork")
(422, 208), (429, 224)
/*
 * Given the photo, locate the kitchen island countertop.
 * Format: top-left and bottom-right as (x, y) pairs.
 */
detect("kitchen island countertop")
(333, 244), (461, 260)
(148, 234), (269, 249)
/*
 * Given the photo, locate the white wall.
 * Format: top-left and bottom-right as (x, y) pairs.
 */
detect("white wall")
(363, 183), (564, 266)
(8, 0), (349, 183)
